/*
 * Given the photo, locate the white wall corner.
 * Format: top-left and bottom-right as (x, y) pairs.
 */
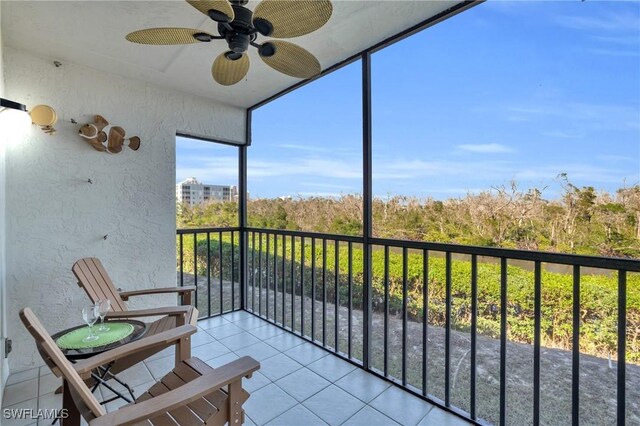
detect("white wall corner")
(0, 0), (11, 392)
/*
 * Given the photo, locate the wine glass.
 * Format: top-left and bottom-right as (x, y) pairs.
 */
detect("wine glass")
(96, 299), (111, 332)
(82, 306), (100, 342)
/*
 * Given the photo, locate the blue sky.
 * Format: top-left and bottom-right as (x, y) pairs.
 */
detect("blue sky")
(177, 0), (640, 200)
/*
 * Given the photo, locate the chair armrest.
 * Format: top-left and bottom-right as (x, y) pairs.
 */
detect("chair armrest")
(89, 356), (260, 426)
(105, 306), (193, 319)
(74, 325), (197, 375)
(119, 286), (196, 301)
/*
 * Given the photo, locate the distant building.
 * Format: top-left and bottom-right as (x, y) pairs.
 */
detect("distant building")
(176, 177), (238, 207)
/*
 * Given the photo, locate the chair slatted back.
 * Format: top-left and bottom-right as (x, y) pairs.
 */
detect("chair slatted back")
(72, 258), (128, 312)
(19, 308), (105, 419)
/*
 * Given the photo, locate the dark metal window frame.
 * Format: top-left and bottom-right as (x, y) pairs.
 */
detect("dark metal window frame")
(175, 132), (246, 310)
(176, 1), (637, 424)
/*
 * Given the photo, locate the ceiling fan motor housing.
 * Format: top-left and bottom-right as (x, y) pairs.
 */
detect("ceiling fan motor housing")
(218, 5), (256, 53)
(228, 33), (249, 53)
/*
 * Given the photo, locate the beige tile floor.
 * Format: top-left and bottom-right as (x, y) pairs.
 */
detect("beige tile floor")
(2, 311), (472, 425)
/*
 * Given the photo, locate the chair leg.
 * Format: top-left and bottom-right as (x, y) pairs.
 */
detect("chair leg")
(175, 337), (191, 365)
(175, 312), (191, 365)
(228, 380), (242, 425)
(62, 380), (81, 426)
(182, 292), (192, 306)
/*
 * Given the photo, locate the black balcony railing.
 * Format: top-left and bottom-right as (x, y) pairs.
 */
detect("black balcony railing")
(176, 227), (242, 318)
(178, 226), (640, 426)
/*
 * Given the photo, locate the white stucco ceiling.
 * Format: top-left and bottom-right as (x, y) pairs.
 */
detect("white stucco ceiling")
(2, 0), (467, 108)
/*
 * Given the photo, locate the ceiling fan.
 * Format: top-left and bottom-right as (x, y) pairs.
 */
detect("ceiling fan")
(126, 0), (332, 86)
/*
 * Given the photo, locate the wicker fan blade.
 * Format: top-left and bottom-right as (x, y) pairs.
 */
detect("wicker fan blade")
(186, 0), (234, 22)
(126, 28), (213, 45)
(253, 0), (332, 38)
(212, 52), (250, 86)
(258, 40), (320, 79)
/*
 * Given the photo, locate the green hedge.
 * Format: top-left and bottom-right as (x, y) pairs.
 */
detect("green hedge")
(177, 234), (640, 363)
(177, 234), (239, 282)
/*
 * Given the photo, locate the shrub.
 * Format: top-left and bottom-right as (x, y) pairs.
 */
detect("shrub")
(177, 234), (640, 363)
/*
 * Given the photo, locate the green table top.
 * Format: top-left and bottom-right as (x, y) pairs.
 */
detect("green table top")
(56, 322), (134, 350)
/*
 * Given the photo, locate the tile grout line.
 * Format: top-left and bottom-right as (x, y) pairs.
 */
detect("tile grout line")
(244, 337), (349, 424)
(338, 404), (397, 426)
(270, 370), (329, 405)
(227, 325), (349, 399)
(264, 396), (332, 426)
(416, 404), (436, 425)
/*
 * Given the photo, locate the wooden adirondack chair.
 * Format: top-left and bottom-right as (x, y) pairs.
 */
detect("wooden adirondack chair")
(72, 257), (198, 368)
(20, 308), (259, 426)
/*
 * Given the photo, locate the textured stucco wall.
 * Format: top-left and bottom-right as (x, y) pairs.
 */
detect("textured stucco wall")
(3, 47), (246, 371)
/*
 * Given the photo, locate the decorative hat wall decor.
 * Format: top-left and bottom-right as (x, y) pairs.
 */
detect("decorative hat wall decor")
(78, 115), (140, 153)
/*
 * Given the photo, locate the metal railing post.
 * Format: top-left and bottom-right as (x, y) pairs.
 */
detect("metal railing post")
(362, 51), (373, 370)
(239, 141), (248, 311)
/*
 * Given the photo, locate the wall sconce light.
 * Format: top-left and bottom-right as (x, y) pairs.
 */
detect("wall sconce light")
(0, 98), (32, 143)
(1, 99), (58, 142)
(0, 97), (27, 112)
